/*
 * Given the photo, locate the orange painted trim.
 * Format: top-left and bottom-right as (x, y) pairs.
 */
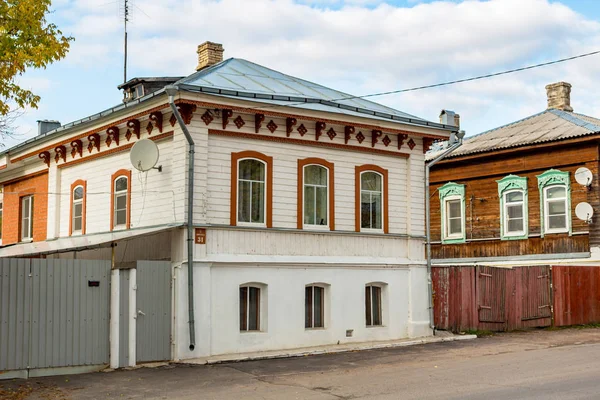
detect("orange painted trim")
(69, 179), (87, 235)
(355, 165), (389, 234)
(297, 158), (335, 230)
(209, 129), (410, 158)
(0, 170), (47, 186)
(10, 104), (170, 164)
(230, 150), (273, 228)
(57, 131), (173, 169)
(184, 99), (447, 140)
(110, 169), (132, 230)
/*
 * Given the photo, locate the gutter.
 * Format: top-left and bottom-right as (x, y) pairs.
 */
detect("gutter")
(425, 131), (464, 331)
(165, 85), (196, 351)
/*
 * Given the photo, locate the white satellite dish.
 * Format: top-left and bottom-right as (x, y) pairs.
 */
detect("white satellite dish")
(575, 202), (594, 223)
(130, 139), (160, 172)
(575, 167), (593, 187)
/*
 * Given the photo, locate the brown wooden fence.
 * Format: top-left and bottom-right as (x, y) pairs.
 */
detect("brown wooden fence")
(432, 265), (599, 332)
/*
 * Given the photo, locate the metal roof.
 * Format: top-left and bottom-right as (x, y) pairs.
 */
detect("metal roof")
(444, 108), (600, 159)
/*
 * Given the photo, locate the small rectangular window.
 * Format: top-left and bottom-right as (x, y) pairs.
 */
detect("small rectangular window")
(544, 186), (568, 232)
(240, 286), (260, 331)
(21, 195), (33, 241)
(504, 191), (525, 235)
(446, 199), (463, 236)
(366, 285), (382, 326)
(305, 285), (324, 328)
(0, 201), (3, 240)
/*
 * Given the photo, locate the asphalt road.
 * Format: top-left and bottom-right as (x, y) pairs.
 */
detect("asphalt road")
(3, 328), (600, 399)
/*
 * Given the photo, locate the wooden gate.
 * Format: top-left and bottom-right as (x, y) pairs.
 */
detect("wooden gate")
(477, 266), (506, 323)
(521, 266), (551, 321)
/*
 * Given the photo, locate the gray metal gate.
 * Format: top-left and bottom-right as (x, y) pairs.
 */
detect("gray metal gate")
(0, 258), (110, 377)
(136, 261), (171, 363)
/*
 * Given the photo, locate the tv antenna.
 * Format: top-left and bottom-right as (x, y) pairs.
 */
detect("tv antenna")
(121, 0), (130, 83)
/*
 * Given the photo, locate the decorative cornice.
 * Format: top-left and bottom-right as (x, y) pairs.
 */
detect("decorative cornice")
(439, 182), (465, 201)
(537, 169), (570, 189)
(70, 139), (83, 158)
(497, 174), (528, 196)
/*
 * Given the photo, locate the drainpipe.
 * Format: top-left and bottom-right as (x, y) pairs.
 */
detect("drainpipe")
(425, 130), (464, 331)
(164, 85), (196, 351)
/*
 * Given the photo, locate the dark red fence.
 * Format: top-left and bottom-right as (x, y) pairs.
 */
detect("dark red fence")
(552, 266), (600, 327)
(432, 265), (571, 332)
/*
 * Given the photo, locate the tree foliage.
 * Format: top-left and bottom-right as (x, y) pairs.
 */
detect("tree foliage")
(0, 0), (73, 115)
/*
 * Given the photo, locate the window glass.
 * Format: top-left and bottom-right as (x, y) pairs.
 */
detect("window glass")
(238, 159), (266, 224)
(115, 177), (128, 192)
(506, 191), (523, 202)
(72, 185), (84, 233)
(304, 165), (328, 226)
(240, 286), (261, 331)
(547, 186), (565, 199)
(0, 201), (3, 240)
(366, 285), (382, 326)
(21, 196), (33, 240)
(305, 285), (324, 328)
(545, 185), (567, 231)
(114, 176), (128, 227)
(73, 186), (84, 200)
(446, 199), (462, 236)
(361, 172), (383, 230)
(504, 190), (525, 234)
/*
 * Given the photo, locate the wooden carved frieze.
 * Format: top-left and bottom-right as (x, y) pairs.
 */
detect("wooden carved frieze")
(201, 110), (214, 126)
(372, 130), (382, 148)
(267, 120), (277, 133)
(423, 138), (434, 154)
(407, 138), (416, 150)
(54, 145), (67, 163)
(344, 126), (355, 144)
(169, 113), (177, 127)
(234, 115), (245, 129)
(39, 151), (51, 167)
(286, 117), (297, 137)
(297, 124), (307, 136)
(106, 126), (120, 147)
(149, 111), (163, 134)
(88, 133), (101, 153)
(126, 119), (140, 141)
(326, 127), (336, 140)
(222, 109), (233, 129)
(70, 139), (83, 158)
(382, 135), (391, 147)
(315, 121), (326, 141)
(356, 131), (365, 144)
(177, 103), (196, 125)
(255, 113), (265, 133)
(398, 134), (408, 150)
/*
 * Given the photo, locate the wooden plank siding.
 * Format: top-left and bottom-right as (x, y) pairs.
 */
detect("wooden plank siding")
(430, 142), (600, 259)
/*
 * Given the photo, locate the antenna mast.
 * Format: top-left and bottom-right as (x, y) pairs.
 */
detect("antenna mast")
(123, 0), (129, 83)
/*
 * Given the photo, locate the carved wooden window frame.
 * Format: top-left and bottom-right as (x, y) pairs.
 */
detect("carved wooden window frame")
(439, 182), (466, 244)
(355, 165), (389, 233)
(110, 169), (132, 230)
(497, 175), (528, 240)
(297, 158), (335, 231)
(70, 179), (87, 235)
(230, 151), (273, 228)
(537, 169), (571, 237)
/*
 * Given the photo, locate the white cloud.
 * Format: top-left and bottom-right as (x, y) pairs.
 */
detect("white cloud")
(24, 0), (600, 140)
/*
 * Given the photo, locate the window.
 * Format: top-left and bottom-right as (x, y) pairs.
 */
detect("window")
(298, 158), (335, 230)
(231, 151), (273, 228)
(0, 201), (3, 241)
(497, 175), (528, 240)
(355, 165), (389, 233)
(111, 170), (131, 230)
(365, 285), (382, 326)
(537, 169), (570, 236)
(305, 285), (325, 329)
(544, 186), (568, 232)
(240, 286), (261, 331)
(70, 180), (87, 235)
(238, 159), (266, 224)
(439, 182), (466, 244)
(21, 195), (33, 241)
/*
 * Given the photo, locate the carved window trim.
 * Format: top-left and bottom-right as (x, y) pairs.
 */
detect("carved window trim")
(297, 158), (335, 231)
(70, 179), (87, 236)
(537, 169), (571, 237)
(355, 165), (389, 234)
(110, 169), (132, 231)
(439, 182), (466, 244)
(230, 151), (273, 228)
(497, 175), (528, 240)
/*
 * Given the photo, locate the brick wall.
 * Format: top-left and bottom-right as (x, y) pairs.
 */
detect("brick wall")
(2, 172), (48, 244)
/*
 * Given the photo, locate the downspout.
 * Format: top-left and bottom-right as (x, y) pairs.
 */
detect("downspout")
(165, 85), (196, 351)
(425, 131), (464, 331)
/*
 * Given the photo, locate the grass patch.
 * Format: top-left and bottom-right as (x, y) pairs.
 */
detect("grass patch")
(462, 329), (494, 337)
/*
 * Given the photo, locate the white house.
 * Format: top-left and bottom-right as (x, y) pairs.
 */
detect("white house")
(0, 42), (455, 365)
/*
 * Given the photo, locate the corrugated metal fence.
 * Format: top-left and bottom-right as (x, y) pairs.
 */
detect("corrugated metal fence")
(0, 258), (110, 376)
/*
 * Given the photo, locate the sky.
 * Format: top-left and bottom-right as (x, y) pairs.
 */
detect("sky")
(6, 0), (600, 148)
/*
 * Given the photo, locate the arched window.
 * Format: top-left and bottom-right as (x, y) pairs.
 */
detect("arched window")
(239, 284), (264, 331)
(70, 180), (87, 235)
(497, 175), (528, 240)
(298, 158), (335, 230)
(537, 169), (570, 236)
(439, 182), (466, 244)
(231, 151), (273, 227)
(365, 283), (387, 327)
(356, 165), (388, 233)
(305, 284), (327, 329)
(111, 169), (131, 230)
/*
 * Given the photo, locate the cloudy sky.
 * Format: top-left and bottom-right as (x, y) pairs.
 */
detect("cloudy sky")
(7, 0), (600, 148)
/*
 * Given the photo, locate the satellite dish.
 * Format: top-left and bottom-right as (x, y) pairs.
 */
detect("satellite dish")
(575, 202), (594, 223)
(130, 139), (159, 172)
(575, 167), (593, 187)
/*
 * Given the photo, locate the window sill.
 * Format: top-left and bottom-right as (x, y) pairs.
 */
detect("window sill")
(303, 225), (331, 231)
(305, 327), (327, 331)
(20, 239), (33, 244)
(360, 228), (385, 234)
(544, 229), (569, 235)
(237, 222), (267, 228)
(366, 325), (385, 329)
(240, 330), (265, 334)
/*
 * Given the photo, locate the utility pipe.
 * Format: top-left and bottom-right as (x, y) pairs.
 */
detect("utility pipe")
(165, 86), (196, 351)
(425, 131), (464, 331)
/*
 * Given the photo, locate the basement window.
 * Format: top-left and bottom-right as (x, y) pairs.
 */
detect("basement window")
(305, 285), (326, 329)
(365, 284), (383, 327)
(240, 285), (262, 331)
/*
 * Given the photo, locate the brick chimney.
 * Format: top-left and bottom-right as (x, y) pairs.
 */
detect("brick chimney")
(196, 41), (224, 71)
(545, 82), (573, 112)
(439, 109), (460, 128)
